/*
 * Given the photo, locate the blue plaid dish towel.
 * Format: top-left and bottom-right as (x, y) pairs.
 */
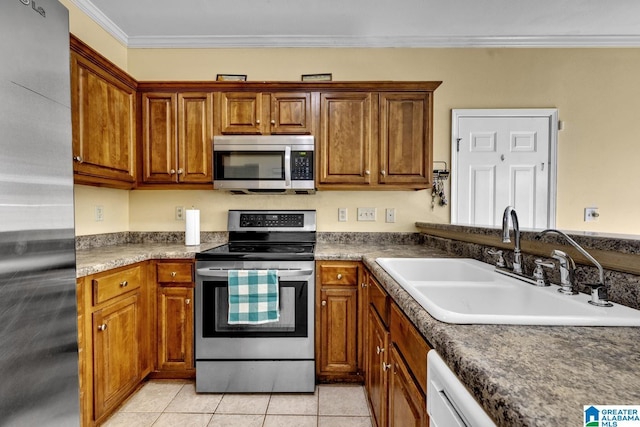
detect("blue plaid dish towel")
(228, 270), (280, 324)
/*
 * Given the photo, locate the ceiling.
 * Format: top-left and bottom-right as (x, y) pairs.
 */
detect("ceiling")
(69, 0), (640, 48)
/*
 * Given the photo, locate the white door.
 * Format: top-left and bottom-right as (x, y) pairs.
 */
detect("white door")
(452, 109), (558, 229)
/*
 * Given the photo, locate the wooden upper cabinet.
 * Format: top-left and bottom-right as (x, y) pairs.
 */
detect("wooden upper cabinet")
(140, 92), (213, 185)
(379, 92), (432, 187)
(218, 92), (312, 135)
(270, 92), (312, 134)
(319, 92), (373, 185)
(70, 38), (136, 189)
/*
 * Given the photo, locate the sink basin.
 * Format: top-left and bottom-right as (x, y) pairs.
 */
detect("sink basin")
(376, 258), (640, 326)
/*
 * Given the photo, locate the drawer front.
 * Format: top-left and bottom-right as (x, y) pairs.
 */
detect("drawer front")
(319, 263), (358, 286)
(157, 262), (193, 284)
(93, 265), (142, 305)
(369, 276), (389, 326)
(390, 303), (431, 395)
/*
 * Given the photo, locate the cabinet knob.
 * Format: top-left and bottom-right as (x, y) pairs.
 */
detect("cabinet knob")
(382, 362), (391, 371)
(97, 324), (107, 331)
(185, 299), (191, 305)
(170, 169), (176, 175)
(73, 155), (83, 163)
(364, 170), (370, 175)
(337, 273), (343, 280)
(321, 300), (327, 306)
(376, 345), (385, 355)
(177, 168), (184, 175)
(119, 281), (128, 287)
(381, 170), (386, 176)
(171, 271), (177, 277)
(270, 119), (276, 125)
(256, 119), (261, 124)
(361, 283), (367, 288)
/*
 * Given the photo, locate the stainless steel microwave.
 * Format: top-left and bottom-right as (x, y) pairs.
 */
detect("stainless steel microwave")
(213, 135), (315, 194)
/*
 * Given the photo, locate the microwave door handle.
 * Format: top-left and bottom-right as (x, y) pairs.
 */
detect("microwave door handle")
(284, 146), (292, 187)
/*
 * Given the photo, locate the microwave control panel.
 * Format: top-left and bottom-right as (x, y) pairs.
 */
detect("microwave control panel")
(291, 151), (313, 181)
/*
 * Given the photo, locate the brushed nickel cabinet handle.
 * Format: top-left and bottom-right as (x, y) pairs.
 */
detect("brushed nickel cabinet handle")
(382, 362), (391, 371)
(73, 155), (83, 163)
(171, 271), (177, 277)
(170, 169), (176, 175)
(185, 299), (191, 305)
(97, 324), (107, 331)
(270, 119), (276, 125)
(337, 273), (343, 280)
(120, 280), (128, 287)
(321, 300), (327, 306)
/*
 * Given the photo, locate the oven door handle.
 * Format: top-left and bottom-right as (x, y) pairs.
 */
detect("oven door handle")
(197, 268), (313, 278)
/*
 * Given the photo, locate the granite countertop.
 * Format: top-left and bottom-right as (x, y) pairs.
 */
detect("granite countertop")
(75, 242), (223, 277)
(75, 240), (640, 426)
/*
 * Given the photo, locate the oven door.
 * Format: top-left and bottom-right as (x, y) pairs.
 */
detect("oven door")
(195, 262), (315, 360)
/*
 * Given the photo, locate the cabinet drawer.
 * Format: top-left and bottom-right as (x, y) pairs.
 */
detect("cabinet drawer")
(319, 264), (358, 286)
(369, 276), (389, 326)
(157, 262), (193, 284)
(92, 265), (142, 305)
(390, 303), (431, 395)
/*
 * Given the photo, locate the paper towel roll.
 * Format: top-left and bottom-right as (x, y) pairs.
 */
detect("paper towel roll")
(185, 209), (200, 246)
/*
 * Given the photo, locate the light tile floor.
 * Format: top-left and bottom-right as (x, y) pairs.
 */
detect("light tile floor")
(103, 380), (372, 427)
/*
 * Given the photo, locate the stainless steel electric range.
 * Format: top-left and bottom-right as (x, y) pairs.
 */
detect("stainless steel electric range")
(194, 210), (316, 393)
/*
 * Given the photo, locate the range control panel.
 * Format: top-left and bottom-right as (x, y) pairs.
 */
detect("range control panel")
(239, 213), (305, 228)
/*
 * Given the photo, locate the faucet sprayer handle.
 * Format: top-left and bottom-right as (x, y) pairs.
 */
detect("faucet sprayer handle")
(584, 283), (614, 307)
(532, 259), (554, 286)
(551, 250), (578, 295)
(488, 249), (506, 268)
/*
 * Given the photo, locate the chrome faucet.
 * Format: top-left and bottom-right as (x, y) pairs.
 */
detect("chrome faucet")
(501, 206), (523, 274)
(535, 229), (612, 307)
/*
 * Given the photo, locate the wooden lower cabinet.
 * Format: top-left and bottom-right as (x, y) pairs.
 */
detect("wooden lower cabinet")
(157, 286), (194, 374)
(93, 294), (141, 419)
(364, 266), (430, 427)
(389, 345), (428, 427)
(316, 261), (365, 381)
(154, 260), (195, 378)
(366, 305), (390, 427)
(77, 262), (150, 426)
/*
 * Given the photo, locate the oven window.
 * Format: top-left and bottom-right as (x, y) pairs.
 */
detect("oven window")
(201, 280), (308, 337)
(214, 151), (284, 180)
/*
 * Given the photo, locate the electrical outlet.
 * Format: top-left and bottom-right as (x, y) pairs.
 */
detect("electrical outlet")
(584, 207), (599, 222)
(385, 208), (396, 223)
(175, 206), (185, 221)
(338, 207), (348, 222)
(357, 207), (376, 221)
(95, 205), (104, 222)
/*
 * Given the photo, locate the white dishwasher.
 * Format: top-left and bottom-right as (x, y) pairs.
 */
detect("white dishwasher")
(427, 350), (496, 427)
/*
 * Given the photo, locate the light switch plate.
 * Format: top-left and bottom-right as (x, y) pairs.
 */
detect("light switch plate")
(357, 207), (376, 221)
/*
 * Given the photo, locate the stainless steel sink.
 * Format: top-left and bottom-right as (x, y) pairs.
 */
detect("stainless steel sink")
(376, 258), (640, 326)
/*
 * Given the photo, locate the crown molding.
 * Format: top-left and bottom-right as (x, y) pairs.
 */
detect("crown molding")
(68, 1), (640, 48)
(67, 0), (129, 45)
(126, 34), (640, 48)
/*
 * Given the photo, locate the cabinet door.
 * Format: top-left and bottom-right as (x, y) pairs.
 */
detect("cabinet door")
(157, 286), (194, 371)
(71, 53), (136, 187)
(366, 306), (389, 427)
(389, 345), (428, 427)
(270, 92), (312, 134)
(318, 287), (358, 375)
(93, 294), (140, 419)
(379, 92), (432, 187)
(220, 92), (263, 134)
(178, 92), (214, 183)
(141, 92), (177, 183)
(319, 93), (373, 185)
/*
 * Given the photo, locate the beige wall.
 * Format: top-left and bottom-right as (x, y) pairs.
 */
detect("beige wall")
(66, 2), (640, 236)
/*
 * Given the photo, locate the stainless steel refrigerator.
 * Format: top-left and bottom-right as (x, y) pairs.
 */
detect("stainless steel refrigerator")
(0, 1), (79, 425)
